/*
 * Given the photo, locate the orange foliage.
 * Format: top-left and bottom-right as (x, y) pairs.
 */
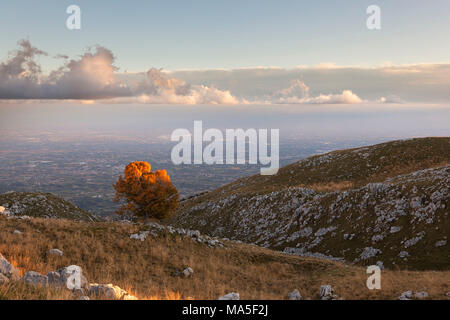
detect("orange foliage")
(113, 161), (179, 220)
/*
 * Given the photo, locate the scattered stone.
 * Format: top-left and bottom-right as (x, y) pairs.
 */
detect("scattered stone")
(130, 231), (150, 241)
(398, 291), (413, 300)
(21, 271), (48, 286)
(435, 240), (447, 247)
(288, 289), (302, 300)
(390, 226), (402, 233)
(48, 248), (63, 256)
(398, 291), (429, 300)
(13, 230), (22, 235)
(376, 261), (385, 270)
(89, 283), (137, 300)
(320, 285), (338, 300)
(399, 251), (409, 259)
(414, 291), (429, 299)
(0, 253), (20, 280)
(182, 267), (194, 278)
(218, 292), (240, 300)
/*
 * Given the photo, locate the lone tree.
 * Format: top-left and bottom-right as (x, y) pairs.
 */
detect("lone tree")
(113, 161), (179, 221)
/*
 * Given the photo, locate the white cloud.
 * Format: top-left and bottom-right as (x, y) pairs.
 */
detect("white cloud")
(1, 40), (448, 105)
(0, 40), (241, 104)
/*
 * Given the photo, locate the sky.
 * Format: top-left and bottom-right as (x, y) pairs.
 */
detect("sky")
(0, 1), (450, 104)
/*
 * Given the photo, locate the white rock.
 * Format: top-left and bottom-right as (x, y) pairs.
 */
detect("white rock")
(48, 248), (63, 256)
(218, 292), (240, 300)
(89, 283), (137, 300)
(0, 253), (20, 280)
(182, 267), (194, 278)
(130, 231), (150, 241)
(288, 289), (302, 300)
(320, 285), (337, 300)
(57, 265), (89, 290)
(21, 271), (48, 286)
(13, 230), (22, 235)
(398, 290), (413, 300)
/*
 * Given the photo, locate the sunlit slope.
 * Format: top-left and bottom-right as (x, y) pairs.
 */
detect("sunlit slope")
(1, 216), (449, 300)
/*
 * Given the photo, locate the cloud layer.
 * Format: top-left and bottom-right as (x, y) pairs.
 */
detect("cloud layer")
(1, 40), (449, 105)
(0, 40), (240, 104)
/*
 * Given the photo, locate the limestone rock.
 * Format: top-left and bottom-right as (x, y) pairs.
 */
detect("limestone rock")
(182, 267), (194, 278)
(89, 283), (137, 300)
(218, 292), (240, 300)
(21, 271), (48, 286)
(48, 248), (63, 256)
(0, 253), (20, 280)
(288, 289), (302, 300)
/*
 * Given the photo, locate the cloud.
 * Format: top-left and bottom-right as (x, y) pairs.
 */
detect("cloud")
(0, 40), (240, 104)
(169, 64), (450, 104)
(1, 40), (448, 105)
(271, 79), (362, 104)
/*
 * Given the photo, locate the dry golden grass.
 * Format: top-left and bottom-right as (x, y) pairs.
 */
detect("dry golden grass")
(0, 216), (449, 300)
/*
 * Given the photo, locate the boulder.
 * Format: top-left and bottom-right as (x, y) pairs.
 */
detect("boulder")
(0, 253), (20, 280)
(130, 231), (150, 241)
(56, 265), (90, 291)
(398, 290), (429, 300)
(320, 285), (338, 300)
(48, 248), (63, 256)
(288, 289), (303, 300)
(21, 271), (48, 286)
(182, 267), (194, 278)
(13, 230), (22, 235)
(398, 290), (413, 300)
(218, 292), (240, 300)
(89, 283), (137, 300)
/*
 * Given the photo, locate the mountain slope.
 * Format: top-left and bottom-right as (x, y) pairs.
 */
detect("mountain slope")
(0, 192), (100, 222)
(170, 138), (450, 270)
(1, 216), (449, 300)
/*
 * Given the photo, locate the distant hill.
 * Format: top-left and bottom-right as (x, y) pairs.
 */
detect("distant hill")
(0, 192), (100, 222)
(170, 137), (450, 270)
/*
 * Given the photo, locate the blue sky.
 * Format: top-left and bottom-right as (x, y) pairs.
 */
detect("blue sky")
(1, 0), (450, 71)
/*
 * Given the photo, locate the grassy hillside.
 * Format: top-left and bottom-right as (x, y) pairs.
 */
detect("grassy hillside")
(0, 192), (100, 222)
(170, 138), (450, 270)
(1, 216), (449, 300)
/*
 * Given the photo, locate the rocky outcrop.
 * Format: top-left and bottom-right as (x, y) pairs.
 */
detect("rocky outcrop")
(173, 165), (450, 269)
